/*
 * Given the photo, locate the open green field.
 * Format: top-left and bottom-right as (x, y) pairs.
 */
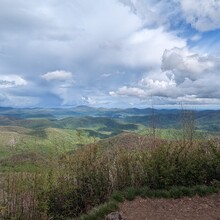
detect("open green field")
(0, 126), (98, 171)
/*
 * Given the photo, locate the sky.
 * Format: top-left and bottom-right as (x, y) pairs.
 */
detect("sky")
(0, 0), (220, 108)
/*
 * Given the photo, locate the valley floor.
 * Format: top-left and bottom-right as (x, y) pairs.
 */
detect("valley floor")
(119, 192), (220, 220)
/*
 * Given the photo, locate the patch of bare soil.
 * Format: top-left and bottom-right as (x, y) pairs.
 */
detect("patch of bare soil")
(119, 192), (220, 220)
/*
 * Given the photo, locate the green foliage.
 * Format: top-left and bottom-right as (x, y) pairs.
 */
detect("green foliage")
(45, 140), (220, 219)
(123, 187), (137, 201)
(0, 127), (98, 171)
(79, 200), (118, 220)
(0, 172), (49, 220)
(111, 191), (125, 203)
(1, 123), (220, 219)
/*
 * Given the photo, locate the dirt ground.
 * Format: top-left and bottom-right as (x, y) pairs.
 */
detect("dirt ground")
(119, 192), (220, 220)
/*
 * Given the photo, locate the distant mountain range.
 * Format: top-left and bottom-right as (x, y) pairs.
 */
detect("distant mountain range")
(0, 105), (197, 118)
(0, 106), (220, 132)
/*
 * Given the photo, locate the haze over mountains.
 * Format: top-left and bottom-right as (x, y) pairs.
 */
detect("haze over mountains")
(0, 105), (220, 132)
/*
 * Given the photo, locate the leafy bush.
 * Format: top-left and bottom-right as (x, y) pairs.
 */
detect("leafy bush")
(46, 140), (220, 218)
(1, 138), (220, 219)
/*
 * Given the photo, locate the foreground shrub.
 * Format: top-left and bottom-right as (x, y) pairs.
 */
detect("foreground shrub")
(47, 140), (220, 218)
(0, 172), (49, 220)
(1, 139), (220, 219)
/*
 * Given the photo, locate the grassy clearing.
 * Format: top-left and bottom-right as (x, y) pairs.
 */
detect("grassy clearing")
(138, 127), (215, 140)
(0, 127), (98, 171)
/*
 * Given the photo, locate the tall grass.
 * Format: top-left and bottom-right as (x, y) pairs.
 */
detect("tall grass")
(47, 139), (220, 219)
(0, 171), (49, 219)
(0, 137), (220, 219)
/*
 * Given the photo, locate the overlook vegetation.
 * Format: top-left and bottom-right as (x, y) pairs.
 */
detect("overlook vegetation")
(0, 106), (220, 219)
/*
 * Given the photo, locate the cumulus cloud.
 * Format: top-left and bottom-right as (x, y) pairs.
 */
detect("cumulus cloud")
(119, 0), (163, 27)
(140, 77), (176, 97)
(0, 0), (220, 107)
(112, 28), (185, 68)
(180, 0), (220, 31)
(120, 0), (220, 33)
(110, 86), (147, 98)
(41, 70), (73, 81)
(119, 0), (181, 29)
(40, 70), (76, 105)
(161, 47), (216, 83)
(110, 46), (220, 105)
(82, 96), (97, 105)
(110, 76), (177, 100)
(0, 75), (27, 88)
(140, 78), (176, 90)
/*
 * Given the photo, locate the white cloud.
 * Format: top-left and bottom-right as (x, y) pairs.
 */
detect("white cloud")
(121, 0), (220, 32)
(110, 75), (178, 100)
(101, 73), (112, 78)
(180, 0), (220, 31)
(110, 46), (220, 105)
(140, 77), (176, 97)
(0, 0), (186, 107)
(190, 34), (202, 41)
(41, 70), (73, 81)
(101, 27), (186, 68)
(110, 86), (147, 98)
(162, 47), (215, 83)
(1, 0), (220, 107)
(140, 78), (176, 90)
(0, 75), (27, 88)
(119, 0), (180, 28)
(82, 96), (97, 105)
(167, 96), (220, 105)
(119, 0), (162, 27)
(41, 70), (76, 105)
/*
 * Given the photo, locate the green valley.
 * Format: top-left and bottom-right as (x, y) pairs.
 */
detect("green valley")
(0, 106), (220, 219)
